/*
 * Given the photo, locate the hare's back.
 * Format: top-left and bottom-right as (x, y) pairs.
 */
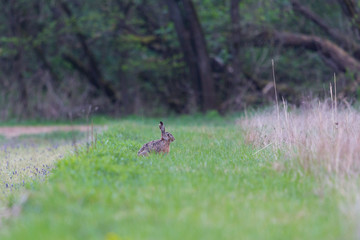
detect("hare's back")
(138, 139), (162, 154)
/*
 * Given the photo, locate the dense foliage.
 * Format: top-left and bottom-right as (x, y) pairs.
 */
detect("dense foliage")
(1, 0), (360, 118)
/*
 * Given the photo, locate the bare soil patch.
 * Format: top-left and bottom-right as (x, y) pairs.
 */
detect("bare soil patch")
(0, 125), (92, 138)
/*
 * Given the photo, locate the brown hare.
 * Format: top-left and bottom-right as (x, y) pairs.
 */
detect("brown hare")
(137, 121), (175, 156)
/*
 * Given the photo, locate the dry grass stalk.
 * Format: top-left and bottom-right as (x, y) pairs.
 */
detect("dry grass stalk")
(239, 100), (360, 176)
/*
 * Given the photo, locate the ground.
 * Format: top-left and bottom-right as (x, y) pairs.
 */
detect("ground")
(0, 118), (352, 240)
(0, 125), (91, 138)
(0, 124), (97, 227)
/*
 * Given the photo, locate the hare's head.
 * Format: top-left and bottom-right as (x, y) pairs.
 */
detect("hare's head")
(159, 121), (175, 142)
(163, 132), (175, 142)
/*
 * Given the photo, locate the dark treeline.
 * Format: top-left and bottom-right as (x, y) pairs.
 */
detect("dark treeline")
(1, 0), (360, 119)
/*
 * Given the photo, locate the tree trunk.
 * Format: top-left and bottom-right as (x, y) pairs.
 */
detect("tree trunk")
(166, 0), (200, 105)
(182, 0), (218, 110)
(166, 0), (218, 111)
(230, 0), (242, 83)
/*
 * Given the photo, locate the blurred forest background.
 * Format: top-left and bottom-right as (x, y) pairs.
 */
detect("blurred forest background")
(1, 0), (360, 119)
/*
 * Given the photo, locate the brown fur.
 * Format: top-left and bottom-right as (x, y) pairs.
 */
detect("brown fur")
(137, 121), (175, 156)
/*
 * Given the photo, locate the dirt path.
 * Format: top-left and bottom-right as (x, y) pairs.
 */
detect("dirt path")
(0, 125), (93, 138)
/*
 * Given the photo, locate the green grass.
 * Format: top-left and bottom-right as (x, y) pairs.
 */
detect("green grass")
(0, 119), (351, 239)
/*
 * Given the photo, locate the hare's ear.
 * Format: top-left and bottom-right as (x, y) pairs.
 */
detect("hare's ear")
(159, 121), (165, 135)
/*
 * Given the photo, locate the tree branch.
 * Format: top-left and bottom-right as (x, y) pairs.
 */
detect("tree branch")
(292, 0), (360, 59)
(252, 30), (360, 73)
(337, 0), (360, 37)
(62, 53), (118, 103)
(60, 1), (119, 103)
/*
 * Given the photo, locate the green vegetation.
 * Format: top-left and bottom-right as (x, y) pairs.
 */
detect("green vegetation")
(1, 1), (359, 117)
(0, 119), (351, 240)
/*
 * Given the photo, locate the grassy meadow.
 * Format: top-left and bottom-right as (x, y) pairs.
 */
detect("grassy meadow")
(0, 116), (353, 239)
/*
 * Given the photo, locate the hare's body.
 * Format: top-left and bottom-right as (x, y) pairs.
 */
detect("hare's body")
(137, 122), (175, 156)
(137, 139), (170, 156)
